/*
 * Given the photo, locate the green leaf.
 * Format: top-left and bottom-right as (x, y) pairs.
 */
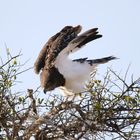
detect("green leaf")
(95, 102), (101, 110)
(18, 97), (25, 104)
(124, 96), (131, 102)
(13, 58), (17, 65)
(6, 48), (10, 55)
(38, 98), (44, 104)
(18, 97), (23, 102)
(14, 75), (16, 80)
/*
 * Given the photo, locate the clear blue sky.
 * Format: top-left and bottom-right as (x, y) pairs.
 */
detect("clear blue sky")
(0, 0), (140, 92)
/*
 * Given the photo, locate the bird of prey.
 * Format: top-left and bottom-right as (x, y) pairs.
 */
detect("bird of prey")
(34, 25), (116, 96)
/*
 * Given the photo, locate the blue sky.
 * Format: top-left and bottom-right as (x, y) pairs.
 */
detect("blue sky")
(0, 0), (140, 92)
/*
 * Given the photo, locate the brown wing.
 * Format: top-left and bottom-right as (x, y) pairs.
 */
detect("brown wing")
(34, 32), (60, 74)
(34, 25), (82, 74)
(45, 25), (82, 69)
(62, 28), (102, 54)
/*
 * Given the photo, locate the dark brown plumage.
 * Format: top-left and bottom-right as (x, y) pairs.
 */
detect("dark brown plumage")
(40, 67), (65, 92)
(34, 32), (60, 74)
(34, 25), (81, 74)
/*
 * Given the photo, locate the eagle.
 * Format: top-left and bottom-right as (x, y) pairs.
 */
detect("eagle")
(34, 25), (116, 96)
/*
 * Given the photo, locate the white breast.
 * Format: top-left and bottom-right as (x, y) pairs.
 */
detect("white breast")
(55, 53), (97, 94)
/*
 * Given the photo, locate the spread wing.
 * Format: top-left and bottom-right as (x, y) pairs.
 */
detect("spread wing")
(34, 25), (81, 74)
(60, 27), (102, 55)
(34, 32), (60, 74)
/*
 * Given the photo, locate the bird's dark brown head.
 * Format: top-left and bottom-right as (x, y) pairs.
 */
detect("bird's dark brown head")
(40, 67), (65, 93)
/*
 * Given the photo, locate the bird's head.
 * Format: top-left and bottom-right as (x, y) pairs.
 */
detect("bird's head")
(40, 67), (65, 93)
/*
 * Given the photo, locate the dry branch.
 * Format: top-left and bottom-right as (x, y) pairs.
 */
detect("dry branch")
(0, 52), (140, 140)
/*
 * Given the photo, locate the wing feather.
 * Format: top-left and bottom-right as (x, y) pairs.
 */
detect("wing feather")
(61, 28), (102, 54)
(34, 32), (60, 74)
(73, 56), (117, 66)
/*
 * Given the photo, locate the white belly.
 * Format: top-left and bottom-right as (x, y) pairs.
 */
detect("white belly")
(55, 54), (96, 95)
